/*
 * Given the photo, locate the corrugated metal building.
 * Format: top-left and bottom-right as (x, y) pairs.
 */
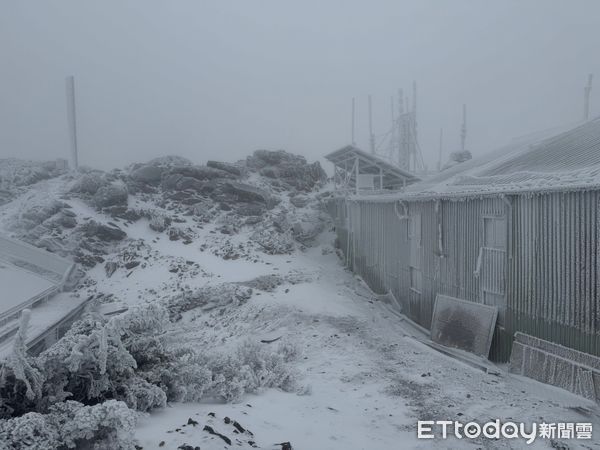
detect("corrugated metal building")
(329, 118), (600, 361)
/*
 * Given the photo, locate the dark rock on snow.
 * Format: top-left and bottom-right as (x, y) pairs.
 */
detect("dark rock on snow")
(81, 221), (127, 241)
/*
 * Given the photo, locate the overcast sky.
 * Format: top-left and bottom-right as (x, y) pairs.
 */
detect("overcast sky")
(1, 0), (599, 170)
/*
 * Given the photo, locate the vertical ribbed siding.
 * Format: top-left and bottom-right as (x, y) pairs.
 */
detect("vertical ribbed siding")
(328, 190), (600, 362)
(508, 191), (600, 357)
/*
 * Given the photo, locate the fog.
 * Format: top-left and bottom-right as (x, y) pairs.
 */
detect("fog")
(1, 0), (599, 170)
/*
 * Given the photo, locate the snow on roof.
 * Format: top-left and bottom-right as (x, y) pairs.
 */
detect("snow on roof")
(325, 145), (421, 188)
(359, 118), (600, 201)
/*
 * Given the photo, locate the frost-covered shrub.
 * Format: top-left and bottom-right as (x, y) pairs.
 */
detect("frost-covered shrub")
(168, 284), (253, 318)
(204, 339), (298, 402)
(0, 412), (59, 450)
(53, 400), (137, 449)
(37, 315), (137, 409)
(70, 173), (106, 195)
(5, 311), (43, 401)
(119, 377), (167, 412)
(148, 213), (170, 232)
(0, 287), (299, 447)
(0, 400), (136, 450)
(251, 227), (295, 254)
(138, 346), (212, 403)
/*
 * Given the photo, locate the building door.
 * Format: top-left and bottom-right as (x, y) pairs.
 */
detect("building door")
(478, 216), (507, 325)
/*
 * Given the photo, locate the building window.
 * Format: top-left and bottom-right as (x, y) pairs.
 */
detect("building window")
(483, 216), (506, 249)
(410, 266), (422, 293)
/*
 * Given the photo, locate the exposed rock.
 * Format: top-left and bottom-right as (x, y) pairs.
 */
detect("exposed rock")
(81, 221), (127, 241)
(161, 173), (208, 192)
(0, 190), (12, 206)
(235, 204), (265, 217)
(207, 160), (243, 176)
(202, 425), (232, 445)
(290, 195), (309, 208)
(92, 183), (128, 208)
(244, 216), (262, 225)
(17, 200), (69, 230)
(167, 165), (233, 181)
(246, 150), (326, 192)
(290, 214), (326, 245)
(147, 155), (192, 168)
(56, 213), (77, 229)
(221, 182), (272, 204)
(124, 260), (140, 270)
(246, 150), (306, 169)
(130, 165), (164, 184)
(104, 261), (118, 278)
(176, 177), (207, 192)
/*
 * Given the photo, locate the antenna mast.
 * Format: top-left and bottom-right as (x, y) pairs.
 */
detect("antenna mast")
(388, 96), (396, 160)
(351, 97), (356, 145)
(584, 74), (593, 121)
(437, 128), (443, 171)
(65, 75), (79, 170)
(411, 81), (418, 171)
(460, 104), (467, 152)
(397, 89), (409, 170)
(368, 94), (375, 154)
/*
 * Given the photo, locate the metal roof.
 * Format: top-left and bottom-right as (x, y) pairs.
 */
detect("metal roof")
(325, 145), (420, 189)
(356, 118), (600, 201)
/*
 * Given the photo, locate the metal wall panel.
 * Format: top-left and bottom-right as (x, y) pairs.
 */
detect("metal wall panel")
(328, 190), (600, 362)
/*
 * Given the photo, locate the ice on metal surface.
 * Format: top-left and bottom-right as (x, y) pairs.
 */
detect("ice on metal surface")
(430, 294), (498, 357)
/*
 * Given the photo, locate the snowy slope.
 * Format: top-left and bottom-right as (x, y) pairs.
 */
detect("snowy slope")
(0, 157), (598, 450)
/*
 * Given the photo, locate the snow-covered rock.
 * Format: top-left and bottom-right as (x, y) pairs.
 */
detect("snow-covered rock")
(92, 183), (128, 208)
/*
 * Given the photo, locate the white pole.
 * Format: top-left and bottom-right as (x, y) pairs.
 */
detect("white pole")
(461, 104), (467, 152)
(438, 128), (443, 172)
(368, 94), (375, 154)
(584, 73), (593, 121)
(355, 155), (359, 195)
(351, 97), (356, 145)
(65, 76), (79, 170)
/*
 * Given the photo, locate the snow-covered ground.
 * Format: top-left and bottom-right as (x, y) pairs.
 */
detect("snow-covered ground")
(124, 233), (599, 450)
(1, 158), (599, 449)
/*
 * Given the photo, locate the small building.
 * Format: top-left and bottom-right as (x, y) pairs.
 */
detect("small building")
(329, 118), (600, 365)
(0, 234), (88, 357)
(325, 145), (420, 194)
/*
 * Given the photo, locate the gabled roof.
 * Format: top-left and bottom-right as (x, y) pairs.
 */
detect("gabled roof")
(362, 117), (600, 201)
(325, 145), (420, 189)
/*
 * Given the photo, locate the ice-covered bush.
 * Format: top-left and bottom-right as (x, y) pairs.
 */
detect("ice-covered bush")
(167, 283), (253, 318)
(148, 212), (170, 232)
(203, 339), (299, 402)
(0, 286), (300, 447)
(0, 400), (137, 450)
(0, 411), (60, 450)
(53, 400), (137, 449)
(137, 346), (213, 403)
